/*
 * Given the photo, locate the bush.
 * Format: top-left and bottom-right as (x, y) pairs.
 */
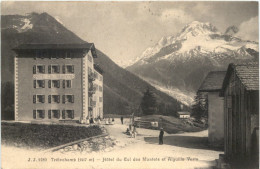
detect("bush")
(1, 122), (103, 149)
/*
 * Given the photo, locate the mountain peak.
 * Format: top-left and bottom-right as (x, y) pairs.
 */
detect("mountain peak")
(179, 21), (218, 39)
(225, 25), (239, 35)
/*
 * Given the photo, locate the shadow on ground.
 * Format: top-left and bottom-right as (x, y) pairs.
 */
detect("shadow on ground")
(144, 135), (223, 151)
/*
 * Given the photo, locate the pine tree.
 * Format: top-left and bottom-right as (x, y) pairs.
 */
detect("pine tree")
(140, 88), (157, 115)
(191, 92), (208, 120)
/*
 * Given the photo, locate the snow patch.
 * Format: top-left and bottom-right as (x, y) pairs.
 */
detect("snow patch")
(55, 16), (65, 26)
(21, 18), (33, 30)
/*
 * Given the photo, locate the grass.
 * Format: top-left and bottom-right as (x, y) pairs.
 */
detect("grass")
(138, 115), (205, 134)
(1, 122), (103, 149)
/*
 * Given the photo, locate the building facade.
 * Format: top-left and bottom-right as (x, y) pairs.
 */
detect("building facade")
(198, 71), (226, 147)
(13, 43), (103, 123)
(177, 112), (190, 119)
(220, 62), (259, 167)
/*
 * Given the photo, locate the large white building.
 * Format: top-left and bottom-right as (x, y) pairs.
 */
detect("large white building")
(13, 43), (103, 123)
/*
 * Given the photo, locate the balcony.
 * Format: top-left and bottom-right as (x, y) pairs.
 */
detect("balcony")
(88, 72), (96, 82)
(88, 86), (97, 95)
(88, 100), (96, 107)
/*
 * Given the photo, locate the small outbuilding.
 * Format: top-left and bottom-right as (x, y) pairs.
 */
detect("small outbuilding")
(220, 62), (259, 167)
(198, 71), (227, 147)
(177, 111), (190, 119)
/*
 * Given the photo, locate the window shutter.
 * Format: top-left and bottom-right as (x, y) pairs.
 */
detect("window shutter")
(48, 65), (51, 74)
(48, 95), (51, 103)
(33, 80), (36, 88)
(42, 66), (45, 73)
(48, 110), (51, 119)
(72, 95), (74, 103)
(33, 95), (36, 103)
(63, 80), (65, 88)
(71, 65), (74, 73)
(57, 95), (60, 103)
(42, 80), (45, 88)
(63, 65), (65, 74)
(57, 80), (60, 88)
(33, 110), (36, 119)
(58, 110), (61, 119)
(42, 110), (45, 119)
(48, 80), (51, 88)
(57, 65), (60, 73)
(33, 65), (36, 74)
(62, 95), (65, 103)
(62, 110), (65, 119)
(72, 110), (74, 119)
(42, 95), (45, 103)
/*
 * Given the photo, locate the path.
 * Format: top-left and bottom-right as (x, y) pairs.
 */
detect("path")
(1, 118), (223, 169)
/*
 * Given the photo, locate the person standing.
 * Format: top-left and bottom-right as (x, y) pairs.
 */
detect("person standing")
(159, 128), (164, 145)
(121, 116), (124, 124)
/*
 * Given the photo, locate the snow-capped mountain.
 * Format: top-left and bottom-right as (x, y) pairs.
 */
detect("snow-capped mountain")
(127, 21), (258, 97)
(131, 21), (258, 67)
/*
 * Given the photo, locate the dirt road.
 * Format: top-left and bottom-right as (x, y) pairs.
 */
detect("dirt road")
(2, 119), (223, 169)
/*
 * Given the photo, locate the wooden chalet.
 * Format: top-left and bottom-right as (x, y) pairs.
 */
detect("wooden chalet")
(220, 62), (259, 167)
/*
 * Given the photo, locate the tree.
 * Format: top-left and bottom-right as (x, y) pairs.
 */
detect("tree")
(140, 87), (157, 115)
(2, 82), (15, 120)
(191, 92), (208, 120)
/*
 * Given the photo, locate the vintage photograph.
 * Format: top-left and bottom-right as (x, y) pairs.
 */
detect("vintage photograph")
(1, 1), (259, 169)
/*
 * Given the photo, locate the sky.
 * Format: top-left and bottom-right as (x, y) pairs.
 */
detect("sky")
(1, 1), (259, 67)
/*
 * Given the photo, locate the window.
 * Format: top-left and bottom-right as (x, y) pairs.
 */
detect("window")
(62, 95), (74, 103)
(63, 65), (74, 73)
(48, 95), (60, 103)
(88, 54), (92, 62)
(48, 110), (60, 119)
(33, 95), (45, 103)
(34, 80), (45, 88)
(99, 97), (103, 102)
(33, 65), (45, 74)
(99, 86), (103, 92)
(33, 110), (45, 119)
(62, 110), (74, 119)
(49, 80), (60, 88)
(48, 65), (60, 74)
(63, 80), (72, 88)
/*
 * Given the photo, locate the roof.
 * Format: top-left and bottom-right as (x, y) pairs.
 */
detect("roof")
(13, 43), (98, 58)
(177, 112), (190, 115)
(220, 62), (259, 96)
(94, 64), (104, 74)
(198, 71), (227, 92)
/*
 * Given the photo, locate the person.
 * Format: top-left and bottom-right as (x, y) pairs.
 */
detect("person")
(132, 125), (137, 138)
(121, 116), (124, 124)
(159, 128), (164, 145)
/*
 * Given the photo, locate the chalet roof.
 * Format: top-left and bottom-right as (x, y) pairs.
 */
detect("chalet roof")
(13, 43), (98, 58)
(177, 111), (190, 115)
(198, 71), (227, 92)
(221, 62), (259, 95)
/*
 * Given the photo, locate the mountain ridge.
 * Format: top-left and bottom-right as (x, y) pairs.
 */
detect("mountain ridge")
(1, 12), (185, 119)
(127, 21), (258, 95)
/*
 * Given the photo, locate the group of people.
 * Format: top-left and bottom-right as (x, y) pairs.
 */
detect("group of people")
(126, 124), (137, 138)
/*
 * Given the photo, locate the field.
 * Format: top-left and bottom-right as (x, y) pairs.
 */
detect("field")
(137, 115), (206, 134)
(1, 122), (103, 149)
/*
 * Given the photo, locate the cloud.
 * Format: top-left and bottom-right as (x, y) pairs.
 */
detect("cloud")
(160, 8), (194, 24)
(237, 16), (259, 42)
